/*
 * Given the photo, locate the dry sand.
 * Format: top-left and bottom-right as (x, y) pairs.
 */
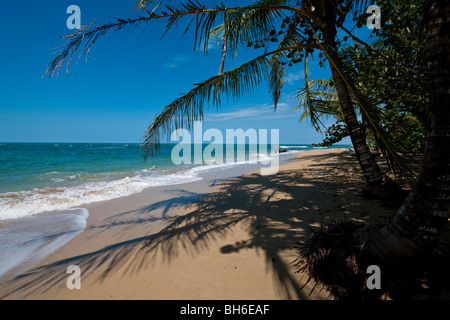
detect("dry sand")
(0, 149), (402, 300)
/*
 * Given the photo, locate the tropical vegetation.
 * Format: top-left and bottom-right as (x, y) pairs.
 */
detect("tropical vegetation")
(45, 0), (450, 299)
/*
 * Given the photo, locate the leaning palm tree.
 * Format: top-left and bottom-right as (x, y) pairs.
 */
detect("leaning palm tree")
(45, 0), (450, 298)
(295, 74), (414, 180)
(45, 0), (408, 198)
(298, 0), (450, 299)
(355, 0), (450, 264)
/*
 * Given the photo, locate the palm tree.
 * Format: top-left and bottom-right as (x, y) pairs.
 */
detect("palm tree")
(352, 0), (450, 265)
(45, 0), (450, 297)
(295, 62), (421, 177)
(309, 0), (411, 197)
(45, 0), (406, 197)
(298, 0), (449, 299)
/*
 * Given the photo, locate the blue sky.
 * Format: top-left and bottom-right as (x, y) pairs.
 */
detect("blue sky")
(0, 0), (364, 144)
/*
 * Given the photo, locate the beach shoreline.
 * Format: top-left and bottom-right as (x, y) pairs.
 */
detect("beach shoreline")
(0, 148), (397, 300)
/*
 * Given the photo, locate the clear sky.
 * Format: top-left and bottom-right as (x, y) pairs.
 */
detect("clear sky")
(0, 0), (357, 144)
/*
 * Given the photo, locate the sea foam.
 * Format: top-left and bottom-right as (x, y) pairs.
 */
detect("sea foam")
(0, 152), (283, 221)
(0, 208), (89, 280)
(0, 170), (202, 220)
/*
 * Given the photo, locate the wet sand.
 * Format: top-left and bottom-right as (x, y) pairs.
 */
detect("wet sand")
(0, 149), (398, 300)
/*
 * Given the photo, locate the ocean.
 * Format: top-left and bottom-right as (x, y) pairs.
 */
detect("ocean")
(0, 142), (347, 280)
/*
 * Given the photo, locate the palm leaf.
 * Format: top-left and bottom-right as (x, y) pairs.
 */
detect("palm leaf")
(141, 43), (318, 159)
(45, 0), (324, 160)
(141, 53), (269, 159)
(45, 2), (226, 77)
(295, 78), (342, 131)
(266, 11), (310, 107)
(205, 1), (311, 107)
(45, 1), (322, 77)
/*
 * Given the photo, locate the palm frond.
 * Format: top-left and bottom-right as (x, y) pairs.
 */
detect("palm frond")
(223, 0), (285, 53)
(304, 53), (314, 124)
(267, 12), (311, 107)
(214, 4), (310, 107)
(45, 2), (226, 77)
(45, 0), (325, 160)
(268, 54), (285, 108)
(217, 11), (228, 75)
(141, 42), (319, 159)
(295, 77), (341, 131)
(46, 0), (321, 77)
(141, 52), (271, 159)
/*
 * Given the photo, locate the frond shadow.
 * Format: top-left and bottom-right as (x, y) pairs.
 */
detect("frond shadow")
(0, 151), (386, 299)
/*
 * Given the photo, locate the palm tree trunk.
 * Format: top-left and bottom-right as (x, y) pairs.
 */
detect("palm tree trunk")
(328, 61), (387, 191)
(318, 2), (396, 197)
(354, 0), (450, 266)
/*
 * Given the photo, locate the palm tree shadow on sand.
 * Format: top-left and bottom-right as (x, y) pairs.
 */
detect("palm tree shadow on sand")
(1, 152), (395, 300)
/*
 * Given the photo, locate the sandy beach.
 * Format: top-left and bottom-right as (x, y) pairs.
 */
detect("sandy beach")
(0, 149), (415, 300)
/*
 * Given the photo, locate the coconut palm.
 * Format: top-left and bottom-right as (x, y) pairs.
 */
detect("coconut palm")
(45, 0), (409, 197)
(353, 0), (450, 265)
(45, 0), (450, 298)
(295, 58), (420, 179)
(298, 0), (450, 299)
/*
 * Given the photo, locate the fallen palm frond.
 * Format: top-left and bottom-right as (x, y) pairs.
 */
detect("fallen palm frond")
(295, 219), (371, 300)
(296, 219), (450, 300)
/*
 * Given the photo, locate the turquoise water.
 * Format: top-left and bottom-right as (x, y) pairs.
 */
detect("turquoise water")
(0, 143), (174, 194)
(0, 142), (348, 220)
(0, 142), (348, 280)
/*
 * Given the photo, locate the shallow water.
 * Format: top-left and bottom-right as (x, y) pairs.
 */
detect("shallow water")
(0, 142), (348, 280)
(0, 208), (89, 280)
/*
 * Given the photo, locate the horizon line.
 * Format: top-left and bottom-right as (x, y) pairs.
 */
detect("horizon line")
(0, 141), (352, 146)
